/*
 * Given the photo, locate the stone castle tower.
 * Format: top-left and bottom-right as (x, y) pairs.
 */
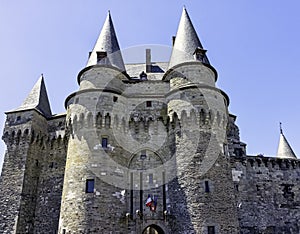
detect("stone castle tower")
(1, 8), (300, 234)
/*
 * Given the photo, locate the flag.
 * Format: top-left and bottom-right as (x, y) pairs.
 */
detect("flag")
(150, 195), (157, 212)
(145, 194), (152, 207)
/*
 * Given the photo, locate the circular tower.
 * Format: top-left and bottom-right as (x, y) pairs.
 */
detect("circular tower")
(163, 8), (239, 233)
(58, 12), (131, 233)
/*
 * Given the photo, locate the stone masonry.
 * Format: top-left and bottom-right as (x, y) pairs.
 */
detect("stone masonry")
(0, 7), (299, 234)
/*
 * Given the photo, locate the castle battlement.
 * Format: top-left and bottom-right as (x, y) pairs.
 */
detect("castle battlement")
(0, 8), (298, 234)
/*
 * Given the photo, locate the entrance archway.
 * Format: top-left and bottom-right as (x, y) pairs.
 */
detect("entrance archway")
(142, 224), (165, 234)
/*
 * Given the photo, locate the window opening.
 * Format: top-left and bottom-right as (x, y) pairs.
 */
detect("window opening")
(205, 181), (210, 193)
(146, 101), (152, 107)
(208, 226), (215, 234)
(102, 137), (108, 148)
(149, 174), (153, 184)
(86, 179), (95, 193)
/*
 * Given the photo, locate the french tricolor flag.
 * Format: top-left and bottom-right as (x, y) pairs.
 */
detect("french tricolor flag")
(145, 194), (152, 207)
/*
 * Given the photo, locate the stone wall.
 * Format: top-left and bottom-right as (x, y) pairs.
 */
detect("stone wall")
(231, 156), (300, 234)
(0, 110), (67, 234)
(56, 54), (243, 233)
(33, 115), (67, 233)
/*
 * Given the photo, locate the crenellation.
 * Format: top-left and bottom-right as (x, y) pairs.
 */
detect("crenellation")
(232, 155), (300, 233)
(1, 8), (299, 234)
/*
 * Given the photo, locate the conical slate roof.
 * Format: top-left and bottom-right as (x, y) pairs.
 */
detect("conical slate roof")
(12, 75), (52, 117)
(277, 126), (297, 159)
(86, 11), (125, 71)
(168, 7), (210, 69)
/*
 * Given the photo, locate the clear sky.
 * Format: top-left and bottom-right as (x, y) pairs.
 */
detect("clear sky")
(0, 1), (299, 171)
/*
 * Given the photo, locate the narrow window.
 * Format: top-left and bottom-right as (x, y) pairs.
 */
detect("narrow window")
(208, 226), (215, 234)
(86, 179), (95, 193)
(205, 181), (210, 193)
(75, 97), (79, 104)
(102, 137), (108, 148)
(62, 229), (66, 234)
(140, 150), (146, 160)
(149, 174), (153, 184)
(146, 101), (152, 107)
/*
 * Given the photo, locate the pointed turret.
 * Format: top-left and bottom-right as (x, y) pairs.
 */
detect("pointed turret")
(86, 11), (125, 71)
(277, 123), (297, 159)
(11, 75), (52, 117)
(168, 7), (210, 69)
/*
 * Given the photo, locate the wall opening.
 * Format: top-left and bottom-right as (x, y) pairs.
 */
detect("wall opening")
(142, 224), (165, 234)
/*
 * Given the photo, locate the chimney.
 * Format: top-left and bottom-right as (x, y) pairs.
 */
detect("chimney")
(146, 49), (151, 73)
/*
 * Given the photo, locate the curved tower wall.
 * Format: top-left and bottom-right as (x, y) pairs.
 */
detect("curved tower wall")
(165, 61), (239, 233)
(59, 66), (129, 233)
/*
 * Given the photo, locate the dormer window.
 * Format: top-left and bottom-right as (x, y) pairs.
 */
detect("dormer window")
(97, 51), (108, 64)
(139, 71), (147, 80)
(193, 47), (207, 62)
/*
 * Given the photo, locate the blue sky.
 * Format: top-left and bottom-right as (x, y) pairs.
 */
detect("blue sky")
(0, 1), (299, 170)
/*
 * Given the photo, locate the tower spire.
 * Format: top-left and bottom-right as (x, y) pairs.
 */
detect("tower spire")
(86, 11), (125, 71)
(168, 7), (210, 69)
(277, 123), (297, 159)
(11, 75), (52, 117)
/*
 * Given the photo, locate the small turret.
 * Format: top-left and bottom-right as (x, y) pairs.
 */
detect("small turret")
(277, 123), (297, 159)
(10, 75), (52, 118)
(86, 11), (125, 72)
(168, 7), (209, 69)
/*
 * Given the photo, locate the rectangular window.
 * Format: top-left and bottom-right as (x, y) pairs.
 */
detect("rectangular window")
(205, 181), (210, 193)
(149, 173), (153, 184)
(146, 101), (152, 107)
(86, 179), (95, 193)
(140, 150), (146, 159)
(208, 226), (215, 234)
(97, 51), (107, 63)
(102, 137), (108, 148)
(113, 96), (118, 102)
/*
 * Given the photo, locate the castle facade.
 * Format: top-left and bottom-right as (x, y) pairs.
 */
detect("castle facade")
(0, 8), (299, 234)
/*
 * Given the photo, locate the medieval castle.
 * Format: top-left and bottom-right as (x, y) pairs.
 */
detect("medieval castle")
(0, 8), (299, 234)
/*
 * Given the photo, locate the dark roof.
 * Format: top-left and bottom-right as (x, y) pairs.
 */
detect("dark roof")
(10, 75), (52, 117)
(169, 7), (209, 69)
(86, 11), (125, 71)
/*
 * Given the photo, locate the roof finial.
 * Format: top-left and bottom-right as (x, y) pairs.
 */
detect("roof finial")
(280, 122), (283, 134)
